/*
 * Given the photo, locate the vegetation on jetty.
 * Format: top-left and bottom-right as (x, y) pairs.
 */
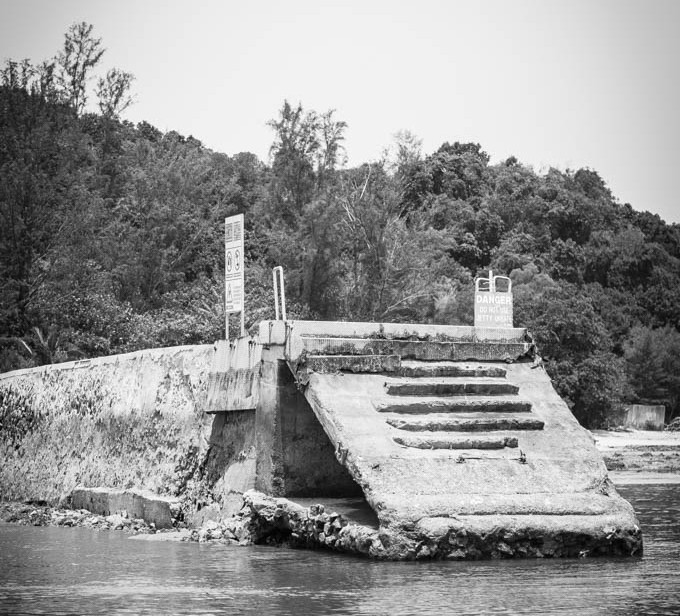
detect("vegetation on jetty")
(2, 23), (680, 428)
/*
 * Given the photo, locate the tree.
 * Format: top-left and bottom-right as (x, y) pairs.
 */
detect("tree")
(401, 141), (490, 212)
(317, 109), (347, 181)
(624, 325), (680, 421)
(0, 72), (91, 336)
(96, 68), (134, 118)
(550, 353), (630, 428)
(56, 22), (105, 113)
(267, 101), (321, 218)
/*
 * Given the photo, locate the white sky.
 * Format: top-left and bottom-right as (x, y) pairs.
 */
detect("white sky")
(1, 0), (679, 223)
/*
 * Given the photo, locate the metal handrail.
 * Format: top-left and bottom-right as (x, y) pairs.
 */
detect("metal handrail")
(474, 270), (512, 293)
(273, 266), (287, 321)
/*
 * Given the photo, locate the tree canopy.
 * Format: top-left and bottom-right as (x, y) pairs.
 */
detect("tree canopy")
(2, 24), (680, 428)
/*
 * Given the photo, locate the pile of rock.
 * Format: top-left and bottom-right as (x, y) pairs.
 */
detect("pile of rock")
(0, 502), (160, 535)
(184, 491), (642, 560)
(186, 491), (383, 556)
(4, 492), (641, 559)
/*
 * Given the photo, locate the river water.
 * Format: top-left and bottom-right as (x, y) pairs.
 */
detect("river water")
(1, 483), (678, 616)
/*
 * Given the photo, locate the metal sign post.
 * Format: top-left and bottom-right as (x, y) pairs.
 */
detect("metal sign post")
(224, 214), (245, 340)
(273, 266), (287, 321)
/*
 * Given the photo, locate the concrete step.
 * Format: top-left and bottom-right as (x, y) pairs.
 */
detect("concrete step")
(299, 336), (531, 362)
(398, 361), (506, 379)
(379, 492), (638, 518)
(385, 413), (545, 432)
(385, 379), (519, 397)
(374, 396), (532, 414)
(393, 433), (518, 450)
(302, 354), (401, 374)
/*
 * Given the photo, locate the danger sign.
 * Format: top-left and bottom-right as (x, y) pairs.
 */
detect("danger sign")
(474, 292), (513, 327)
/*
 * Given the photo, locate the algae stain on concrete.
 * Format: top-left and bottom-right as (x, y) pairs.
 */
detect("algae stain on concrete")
(0, 347), (216, 507)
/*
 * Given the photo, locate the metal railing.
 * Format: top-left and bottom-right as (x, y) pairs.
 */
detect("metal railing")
(474, 269), (512, 293)
(273, 266), (287, 321)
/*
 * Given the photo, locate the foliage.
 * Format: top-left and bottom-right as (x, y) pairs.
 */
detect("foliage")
(624, 326), (680, 421)
(2, 25), (680, 430)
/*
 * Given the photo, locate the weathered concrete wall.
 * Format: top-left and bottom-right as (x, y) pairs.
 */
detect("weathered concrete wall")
(196, 408), (257, 520)
(205, 338), (262, 412)
(255, 352), (362, 498)
(70, 487), (178, 528)
(0, 346), (214, 505)
(624, 405), (666, 430)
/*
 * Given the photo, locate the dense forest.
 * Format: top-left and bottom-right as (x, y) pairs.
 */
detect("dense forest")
(2, 24), (680, 428)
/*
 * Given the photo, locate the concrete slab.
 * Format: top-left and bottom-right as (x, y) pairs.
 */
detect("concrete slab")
(257, 320), (529, 344)
(70, 487), (178, 528)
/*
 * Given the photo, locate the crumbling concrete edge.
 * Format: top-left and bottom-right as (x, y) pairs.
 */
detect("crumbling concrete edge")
(216, 490), (384, 556)
(199, 491), (642, 560)
(70, 487), (180, 529)
(62, 487), (642, 559)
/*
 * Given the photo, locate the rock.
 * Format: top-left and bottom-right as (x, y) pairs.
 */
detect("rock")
(497, 541), (514, 556)
(416, 544), (432, 559)
(105, 514), (126, 527)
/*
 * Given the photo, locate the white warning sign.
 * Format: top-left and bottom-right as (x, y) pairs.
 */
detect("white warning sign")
(474, 291), (513, 327)
(225, 214), (244, 313)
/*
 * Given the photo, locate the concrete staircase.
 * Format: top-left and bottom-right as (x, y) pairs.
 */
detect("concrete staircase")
(380, 365), (543, 451)
(248, 320), (642, 558)
(297, 345), (543, 454)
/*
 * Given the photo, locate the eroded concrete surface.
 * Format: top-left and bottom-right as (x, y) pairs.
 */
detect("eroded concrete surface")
(296, 362), (641, 558)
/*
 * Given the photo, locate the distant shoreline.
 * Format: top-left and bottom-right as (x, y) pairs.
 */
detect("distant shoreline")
(609, 471), (680, 485)
(593, 429), (680, 475)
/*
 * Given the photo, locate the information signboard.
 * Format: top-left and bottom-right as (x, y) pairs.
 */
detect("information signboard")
(225, 214), (244, 317)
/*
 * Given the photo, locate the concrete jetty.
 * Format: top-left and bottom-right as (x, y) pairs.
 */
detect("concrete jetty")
(0, 320), (642, 559)
(206, 320), (642, 559)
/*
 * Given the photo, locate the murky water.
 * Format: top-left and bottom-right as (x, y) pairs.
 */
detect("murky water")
(1, 483), (678, 616)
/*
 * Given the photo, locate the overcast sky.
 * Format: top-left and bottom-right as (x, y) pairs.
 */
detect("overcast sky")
(1, 0), (679, 223)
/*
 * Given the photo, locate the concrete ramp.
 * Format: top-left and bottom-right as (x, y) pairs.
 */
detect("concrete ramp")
(274, 321), (642, 559)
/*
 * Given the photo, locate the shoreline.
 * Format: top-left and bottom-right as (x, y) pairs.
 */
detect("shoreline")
(2, 429), (677, 547)
(592, 428), (680, 474)
(608, 470), (680, 484)
(1, 470), (678, 545)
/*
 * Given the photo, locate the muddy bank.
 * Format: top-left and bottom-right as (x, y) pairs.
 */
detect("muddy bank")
(593, 430), (680, 474)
